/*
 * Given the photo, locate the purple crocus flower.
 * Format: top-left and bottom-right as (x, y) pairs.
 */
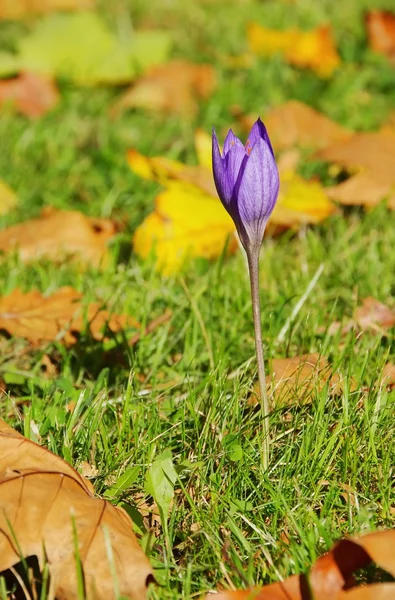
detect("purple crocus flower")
(212, 118), (279, 251)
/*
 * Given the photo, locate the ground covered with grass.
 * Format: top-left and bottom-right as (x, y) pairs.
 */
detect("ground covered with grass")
(0, 0), (394, 597)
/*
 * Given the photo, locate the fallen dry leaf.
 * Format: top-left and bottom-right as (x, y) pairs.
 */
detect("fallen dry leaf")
(113, 60), (216, 117)
(380, 363), (395, 389)
(0, 287), (140, 346)
(317, 131), (395, 209)
(366, 10), (395, 64)
(208, 529), (395, 600)
(0, 179), (18, 216)
(247, 22), (340, 77)
(0, 0), (94, 19)
(250, 353), (347, 406)
(0, 208), (118, 266)
(0, 419), (152, 600)
(242, 101), (352, 152)
(326, 297), (395, 337)
(0, 72), (59, 117)
(354, 297), (395, 332)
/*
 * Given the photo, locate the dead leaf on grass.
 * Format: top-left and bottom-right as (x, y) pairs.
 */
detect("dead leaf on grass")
(0, 72), (59, 117)
(241, 101), (352, 151)
(0, 208), (118, 266)
(247, 22), (340, 77)
(0, 179), (18, 216)
(0, 419), (152, 600)
(250, 353), (348, 406)
(366, 10), (395, 64)
(317, 132), (395, 209)
(0, 287), (140, 346)
(0, 0), (94, 19)
(208, 529), (395, 600)
(380, 363), (395, 389)
(354, 297), (395, 332)
(113, 60), (216, 117)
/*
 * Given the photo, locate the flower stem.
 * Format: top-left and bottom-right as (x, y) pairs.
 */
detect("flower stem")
(246, 246), (270, 470)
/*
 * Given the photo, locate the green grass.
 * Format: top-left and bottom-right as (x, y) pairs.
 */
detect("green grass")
(0, 0), (394, 597)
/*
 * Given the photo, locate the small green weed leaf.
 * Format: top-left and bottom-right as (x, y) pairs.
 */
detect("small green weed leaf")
(14, 13), (171, 86)
(223, 434), (244, 462)
(145, 449), (177, 522)
(104, 466), (140, 499)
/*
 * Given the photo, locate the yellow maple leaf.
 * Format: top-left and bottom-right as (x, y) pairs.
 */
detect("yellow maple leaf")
(247, 22), (340, 77)
(133, 182), (237, 274)
(270, 170), (336, 229)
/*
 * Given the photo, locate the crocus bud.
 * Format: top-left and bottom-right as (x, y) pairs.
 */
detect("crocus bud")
(212, 118), (279, 251)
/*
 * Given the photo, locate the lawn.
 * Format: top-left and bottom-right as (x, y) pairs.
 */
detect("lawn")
(0, 0), (394, 598)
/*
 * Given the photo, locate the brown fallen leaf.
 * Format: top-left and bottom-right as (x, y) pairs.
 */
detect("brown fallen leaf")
(326, 297), (395, 337)
(366, 10), (395, 64)
(380, 363), (395, 389)
(0, 0), (94, 19)
(0, 72), (59, 118)
(317, 132), (395, 209)
(250, 353), (347, 407)
(0, 287), (140, 346)
(112, 60), (217, 117)
(240, 101), (352, 151)
(0, 419), (152, 600)
(0, 208), (118, 266)
(354, 297), (395, 332)
(208, 529), (395, 600)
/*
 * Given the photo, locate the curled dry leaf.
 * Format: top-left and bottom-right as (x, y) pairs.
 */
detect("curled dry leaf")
(207, 529), (395, 600)
(0, 72), (59, 118)
(113, 60), (216, 116)
(317, 132), (395, 209)
(0, 287), (140, 346)
(247, 22), (340, 77)
(250, 353), (349, 407)
(366, 10), (395, 64)
(0, 0), (94, 19)
(0, 208), (118, 266)
(0, 419), (152, 600)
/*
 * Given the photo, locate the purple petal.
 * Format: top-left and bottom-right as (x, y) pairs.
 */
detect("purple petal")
(235, 137), (279, 245)
(245, 118), (275, 159)
(212, 128), (233, 207)
(223, 129), (244, 156)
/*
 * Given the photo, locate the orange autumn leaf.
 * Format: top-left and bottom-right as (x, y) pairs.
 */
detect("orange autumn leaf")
(250, 353), (349, 407)
(0, 0), (94, 19)
(0, 208), (118, 266)
(0, 72), (59, 118)
(247, 22), (340, 77)
(317, 131), (395, 209)
(113, 60), (217, 117)
(240, 101), (352, 152)
(0, 420), (152, 600)
(0, 287), (140, 346)
(208, 529), (395, 600)
(366, 10), (395, 64)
